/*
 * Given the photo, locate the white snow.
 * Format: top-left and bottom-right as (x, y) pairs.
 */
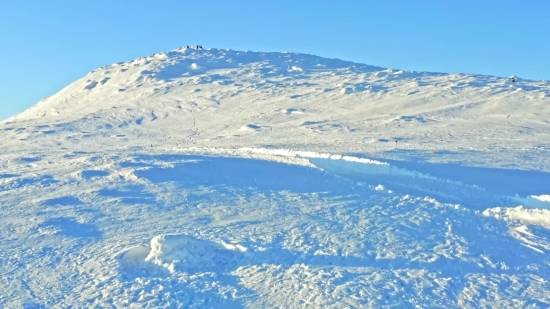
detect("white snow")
(514, 194), (550, 209)
(484, 206), (550, 228)
(1, 46), (550, 308)
(533, 194), (550, 202)
(121, 234), (248, 276)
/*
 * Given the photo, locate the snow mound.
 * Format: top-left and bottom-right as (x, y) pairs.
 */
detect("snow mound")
(120, 234), (247, 275)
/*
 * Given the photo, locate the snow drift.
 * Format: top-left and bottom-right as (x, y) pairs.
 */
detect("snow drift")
(121, 234), (247, 275)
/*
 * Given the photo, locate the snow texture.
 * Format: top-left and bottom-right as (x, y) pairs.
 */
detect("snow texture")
(1, 46), (550, 308)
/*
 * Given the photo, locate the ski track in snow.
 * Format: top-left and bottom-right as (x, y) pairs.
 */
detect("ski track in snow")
(1, 46), (550, 308)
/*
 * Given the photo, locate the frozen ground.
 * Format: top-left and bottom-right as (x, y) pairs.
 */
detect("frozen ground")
(1, 47), (550, 308)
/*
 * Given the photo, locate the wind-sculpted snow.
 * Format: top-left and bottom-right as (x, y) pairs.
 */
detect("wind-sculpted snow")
(153, 146), (550, 210)
(144, 48), (384, 81)
(1, 150), (550, 308)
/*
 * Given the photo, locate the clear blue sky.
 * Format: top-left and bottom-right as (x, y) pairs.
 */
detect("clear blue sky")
(1, 0), (549, 121)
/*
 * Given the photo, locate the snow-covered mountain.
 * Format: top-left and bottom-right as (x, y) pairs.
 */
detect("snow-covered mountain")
(3, 47), (550, 170)
(1, 47), (550, 308)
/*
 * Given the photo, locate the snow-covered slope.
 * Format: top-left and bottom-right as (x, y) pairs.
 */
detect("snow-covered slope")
(2, 150), (550, 308)
(1, 47), (550, 308)
(2, 47), (549, 170)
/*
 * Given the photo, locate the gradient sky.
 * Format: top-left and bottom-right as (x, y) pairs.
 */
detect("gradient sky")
(1, 0), (549, 121)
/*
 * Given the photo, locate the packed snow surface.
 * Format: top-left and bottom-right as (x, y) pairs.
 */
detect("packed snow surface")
(1, 46), (550, 308)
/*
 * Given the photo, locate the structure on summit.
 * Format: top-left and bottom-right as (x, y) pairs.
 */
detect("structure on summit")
(184, 45), (202, 50)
